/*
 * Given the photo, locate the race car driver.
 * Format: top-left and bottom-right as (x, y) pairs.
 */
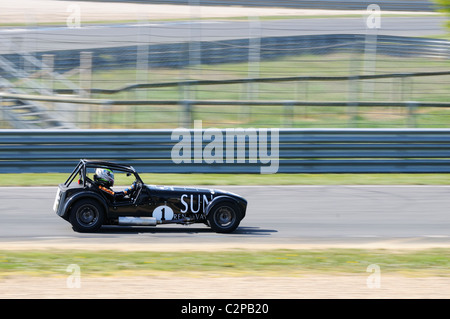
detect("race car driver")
(94, 168), (137, 200)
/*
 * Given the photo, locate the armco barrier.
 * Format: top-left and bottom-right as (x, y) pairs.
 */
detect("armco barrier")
(2, 129), (450, 174)
(1, 34), (448, 75)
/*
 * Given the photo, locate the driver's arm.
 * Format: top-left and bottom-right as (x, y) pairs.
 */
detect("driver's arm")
(99, 182), (136, 200)
(123, 182), (137, 196)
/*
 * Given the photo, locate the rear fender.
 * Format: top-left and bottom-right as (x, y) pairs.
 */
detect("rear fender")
(61, 191), (108, 220)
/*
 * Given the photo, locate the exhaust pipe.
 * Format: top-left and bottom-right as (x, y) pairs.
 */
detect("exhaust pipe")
(118, 217), (157, 226)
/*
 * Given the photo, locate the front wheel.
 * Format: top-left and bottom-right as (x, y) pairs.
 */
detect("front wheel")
(69, 199), (104, 233)
(207, 201), (241, 233)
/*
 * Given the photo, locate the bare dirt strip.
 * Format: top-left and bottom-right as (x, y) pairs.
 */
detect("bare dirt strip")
(1, 274), (449, 299)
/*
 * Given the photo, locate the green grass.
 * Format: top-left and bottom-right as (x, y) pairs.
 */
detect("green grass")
(94, 54), (450, 128)
(0, 249), (448, 277)
(1, 173), (450, 186)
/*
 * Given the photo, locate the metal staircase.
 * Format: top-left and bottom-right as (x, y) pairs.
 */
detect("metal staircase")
(0, 53), (82, 129)
(1, 91), (73, 129)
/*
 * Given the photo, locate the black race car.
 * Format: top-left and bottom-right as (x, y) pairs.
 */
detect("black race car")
(54, 159), (247, 233)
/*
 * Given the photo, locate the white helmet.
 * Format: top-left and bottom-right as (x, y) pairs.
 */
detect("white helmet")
(95, 168), (114, 187)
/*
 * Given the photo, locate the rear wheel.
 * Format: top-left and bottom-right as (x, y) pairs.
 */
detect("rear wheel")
(69, 199), (104, 233)
(207, 201), (241, 233)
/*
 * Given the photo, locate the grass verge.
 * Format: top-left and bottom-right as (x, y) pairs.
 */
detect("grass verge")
(0, 249), (449, 277)
(1, 173), (450, 186)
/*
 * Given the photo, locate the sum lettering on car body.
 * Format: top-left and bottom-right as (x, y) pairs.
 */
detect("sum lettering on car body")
(180, 194), (214, 213)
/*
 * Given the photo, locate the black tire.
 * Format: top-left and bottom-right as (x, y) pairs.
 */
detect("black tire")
(207, 200), (241, 233)
(69, 199), (104, 233)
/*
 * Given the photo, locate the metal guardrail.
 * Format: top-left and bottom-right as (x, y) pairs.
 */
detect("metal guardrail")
(3, 93), (450, 108)
(2, 129), (450, 174)
(48, 70), (450, 95)
(2, 92), (450, 129)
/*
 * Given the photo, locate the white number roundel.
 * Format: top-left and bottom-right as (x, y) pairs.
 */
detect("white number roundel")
(153, 205), (174, 221)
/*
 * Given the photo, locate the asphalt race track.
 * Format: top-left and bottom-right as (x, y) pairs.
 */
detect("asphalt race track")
(0, 185), (449, 249)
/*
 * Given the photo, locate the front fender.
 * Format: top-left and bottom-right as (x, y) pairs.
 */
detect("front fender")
(205, 195), (247, 218)
(61, 191), (108, 220)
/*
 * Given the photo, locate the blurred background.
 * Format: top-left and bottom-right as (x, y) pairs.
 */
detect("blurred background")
(0, 0), (448, 130)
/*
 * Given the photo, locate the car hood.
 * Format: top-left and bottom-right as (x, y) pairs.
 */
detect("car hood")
(145, 184), (246, 202)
